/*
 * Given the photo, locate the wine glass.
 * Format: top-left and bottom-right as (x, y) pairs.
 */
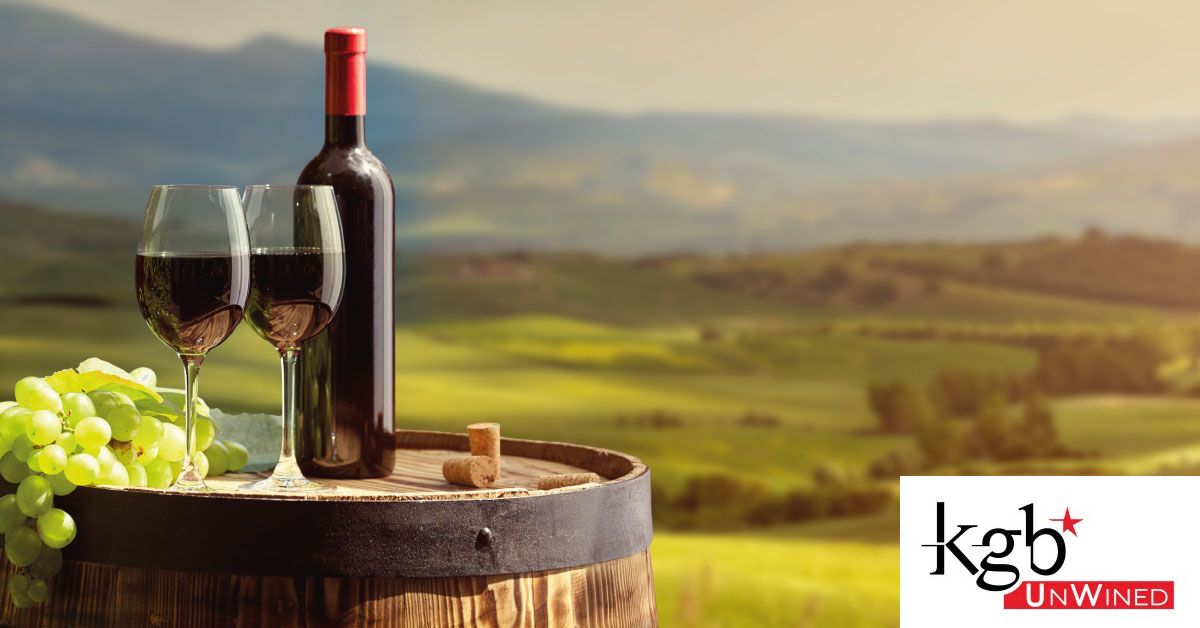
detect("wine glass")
(241, 185), (345, 492)
(136, 185), (251, 491)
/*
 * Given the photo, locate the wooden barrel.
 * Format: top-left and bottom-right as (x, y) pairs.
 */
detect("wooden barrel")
(0, 430), (656, 627)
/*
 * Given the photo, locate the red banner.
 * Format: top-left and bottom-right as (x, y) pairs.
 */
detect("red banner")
(1004, 581), (1173, 609)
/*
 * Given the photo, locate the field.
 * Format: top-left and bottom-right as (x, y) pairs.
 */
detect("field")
(654, 521), (899, 628)
(5, 246), (1200, 626)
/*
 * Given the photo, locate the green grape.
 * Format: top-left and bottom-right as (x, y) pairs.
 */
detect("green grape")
(26, 578), (46, 603)
(0, 452), (29, 483)
(107, 406), (141, 442)
(36, 508), (75, 549)
(144, 458), (172, 489)
(130, 366), (157, 388)
(194, 418), (216, 451)
(0, 406), (32, 443)
(135, 445), (158, 465)
(0, 401), (15, 414)
(0, 438), (11, 460)
(96, 446), (116, 476)
(46, 472), (76, 496)
(64, 453), (99, 486)
(55, 432), (77, 453)
(6, 525), (41, 565)
(98, 460), (130, 487)
(112, 442), (136, 466)
(14, 377), (62, 413)
(10, 590), (33, 608)
(194, 451), (209, 478)
(27, 409), (62, 446)
(86, 390), (135, 418)
(75, 416), (112, 450)
(11, 434), (33, 462)
(127, 463), (148, 488)
(55, 431), (76, 448)
(225, 441), (249, 471)
(133, 416), (163, 448)
(169, 459), (183, 480)
(159, 423), (186, 462)
(0, 494), (25, 533)
(31, 547), (62, 579)
(205, 441), (230, 476)
(25, 449), (41, 473)
(39, 444), (67, 475)
(16, 475), (52, 517)
(9, 572), (28, 596)
(60, 392), (96, 428)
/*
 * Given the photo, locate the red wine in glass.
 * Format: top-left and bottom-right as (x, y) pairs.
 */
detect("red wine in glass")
(246, 248), (345, 351)
(135, 253), (249, 355)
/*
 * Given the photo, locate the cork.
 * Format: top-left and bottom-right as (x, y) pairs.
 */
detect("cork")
(537, 473), (603, 490)
(468, 422), (501, 460)
(442, 455), (499, 488)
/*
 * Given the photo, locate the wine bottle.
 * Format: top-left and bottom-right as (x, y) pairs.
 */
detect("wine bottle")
(295, 27), (396, 478)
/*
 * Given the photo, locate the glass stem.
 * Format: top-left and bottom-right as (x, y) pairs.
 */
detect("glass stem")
(174, 354), (207, 489)
(272, 349), (303, 482)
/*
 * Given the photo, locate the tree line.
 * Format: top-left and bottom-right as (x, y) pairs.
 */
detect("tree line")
(874, 229), (1200, 309)
(849, 330), (1166, 396)
(867, 372), (1065, 470)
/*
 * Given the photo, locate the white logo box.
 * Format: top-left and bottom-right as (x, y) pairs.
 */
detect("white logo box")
(900, 476), (1194, 627)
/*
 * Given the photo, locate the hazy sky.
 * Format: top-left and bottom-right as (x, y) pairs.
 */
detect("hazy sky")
(13, 0), (1200, 121)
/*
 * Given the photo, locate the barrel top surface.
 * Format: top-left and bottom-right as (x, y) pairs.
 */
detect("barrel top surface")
(5, 430), (654, 578)
(206, 448), (582, 497)
(109, 428), (647, 501)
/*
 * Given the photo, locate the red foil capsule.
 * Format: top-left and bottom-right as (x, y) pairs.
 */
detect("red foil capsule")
(324, 27), (366, 115)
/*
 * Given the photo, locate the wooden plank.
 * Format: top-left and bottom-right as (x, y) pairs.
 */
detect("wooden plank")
(0, 551), (658, 627)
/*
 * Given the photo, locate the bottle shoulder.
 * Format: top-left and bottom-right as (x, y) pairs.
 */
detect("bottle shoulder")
(299, 145), (394, 190)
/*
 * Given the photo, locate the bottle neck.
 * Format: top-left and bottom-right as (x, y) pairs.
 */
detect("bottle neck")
(324, 115), (366, 148)
(324, 44), (365, 147)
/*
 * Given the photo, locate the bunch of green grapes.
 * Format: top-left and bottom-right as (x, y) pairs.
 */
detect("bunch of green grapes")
(0, 371), (249, 608)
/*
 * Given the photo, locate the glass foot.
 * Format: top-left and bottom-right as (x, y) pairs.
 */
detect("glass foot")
(171, 477), (213, 492)
(242, 474), (334, 493)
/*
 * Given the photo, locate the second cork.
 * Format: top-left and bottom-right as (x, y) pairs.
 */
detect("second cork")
(468, 422), (502, 460)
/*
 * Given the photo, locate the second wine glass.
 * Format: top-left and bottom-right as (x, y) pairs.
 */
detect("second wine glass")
(242, 185), (345, 492)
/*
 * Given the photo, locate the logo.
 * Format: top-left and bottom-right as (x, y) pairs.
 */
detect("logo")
(922, 502), (1066, 592)
(920, 499), (1172, 611)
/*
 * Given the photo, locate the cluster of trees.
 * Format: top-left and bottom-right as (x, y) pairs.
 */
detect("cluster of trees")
(850, 323), (1166, 396)
(737, 412), (781, 428)
(653, 469), (896, 530)
(1035, 336), (1163, 394)
(985, 231), (1200, 309)
(614, 411), (785, 429)
(692, 263), (902, 308)
(872, 229), (1200, 309)
(867, 371), (1065, 469)
(614, 410), (684, 429)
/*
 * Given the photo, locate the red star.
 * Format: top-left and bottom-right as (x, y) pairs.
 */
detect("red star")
(1050, 508), (1083, 536)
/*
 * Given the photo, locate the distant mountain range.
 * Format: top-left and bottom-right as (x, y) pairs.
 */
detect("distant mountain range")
(780, 135), (1200, 248)
(5, 3), (1200, 253)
